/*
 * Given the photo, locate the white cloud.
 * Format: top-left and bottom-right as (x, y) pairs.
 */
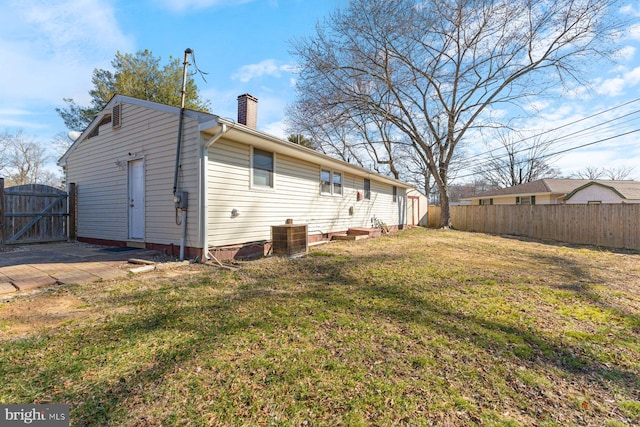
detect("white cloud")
(615, 45), (636, 61)
(620, 4), (640, 17)
(628, 23), (640, 40)
(525, 100), (550, 113)
(232, 59), (297, 83)
(0, 109), (46, 129)
(596, 66), (640, 96)
(261, 120), (287, 139)
(0, 0), (134, 137)
(156, 0), (255, 12)
(0, 0), (134, 106)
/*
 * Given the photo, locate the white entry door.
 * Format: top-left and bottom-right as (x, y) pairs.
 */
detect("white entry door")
(128, 159), (145, 240)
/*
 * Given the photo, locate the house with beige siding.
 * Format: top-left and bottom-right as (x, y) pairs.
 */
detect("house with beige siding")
(58, 94), (411, 260)
(463, 178), (640, 205)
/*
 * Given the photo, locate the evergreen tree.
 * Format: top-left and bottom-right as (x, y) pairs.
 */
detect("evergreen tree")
(57, 50), (210, 131)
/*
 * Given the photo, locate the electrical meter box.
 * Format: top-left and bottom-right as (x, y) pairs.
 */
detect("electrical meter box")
(174, 191), (188, 209)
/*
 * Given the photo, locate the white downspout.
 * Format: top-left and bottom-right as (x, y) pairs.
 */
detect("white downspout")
(199, 123), (228, 261)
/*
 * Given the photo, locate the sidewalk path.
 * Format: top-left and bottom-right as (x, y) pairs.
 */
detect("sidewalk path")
(0, 243), (161, 295)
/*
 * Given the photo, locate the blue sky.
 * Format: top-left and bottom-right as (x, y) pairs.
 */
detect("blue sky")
(1, 0), (639, 180)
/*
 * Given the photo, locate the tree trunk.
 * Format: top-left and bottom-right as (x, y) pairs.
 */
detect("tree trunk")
(439, 191), (451, 228)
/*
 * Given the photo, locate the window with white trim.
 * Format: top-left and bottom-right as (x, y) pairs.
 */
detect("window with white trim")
(392, 186), (397, 202)
(333, 172), (342, 195)
(364, 179), (371, 200)
(252, 148), (274, 187)
(320, 169), (331, 194)
(320, 169), (343, 195)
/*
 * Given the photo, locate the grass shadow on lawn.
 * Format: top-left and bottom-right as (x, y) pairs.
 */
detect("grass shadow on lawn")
(1, 229), (638, 426)
(290, 252), (639, 385)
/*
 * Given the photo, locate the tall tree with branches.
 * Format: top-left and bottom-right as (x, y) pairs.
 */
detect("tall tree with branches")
(0, 130), (59, 186)
(57, 50), (210, 132)
(474, 131), (561, 188)
(290, 0), (622, 227)
(571, 165), (635, 180)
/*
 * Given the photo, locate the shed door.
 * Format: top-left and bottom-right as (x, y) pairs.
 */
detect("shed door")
(408, 196), (419, 226)
(128, 159), (145, 240)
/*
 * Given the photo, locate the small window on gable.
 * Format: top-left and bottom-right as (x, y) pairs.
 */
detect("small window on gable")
(364, 179), (371, 200)
(252, 148), (274, 188)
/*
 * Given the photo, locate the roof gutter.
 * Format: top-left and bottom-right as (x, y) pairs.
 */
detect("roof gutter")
(199, 122), (228, 261)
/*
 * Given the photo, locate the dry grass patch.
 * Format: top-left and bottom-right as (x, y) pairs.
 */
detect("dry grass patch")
(0, 228), (638, 426)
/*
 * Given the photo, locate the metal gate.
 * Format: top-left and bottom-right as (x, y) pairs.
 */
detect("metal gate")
(0, 178), (76, 245)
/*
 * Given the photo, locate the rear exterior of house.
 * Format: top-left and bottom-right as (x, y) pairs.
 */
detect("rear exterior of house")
(59, 95), (411, 260)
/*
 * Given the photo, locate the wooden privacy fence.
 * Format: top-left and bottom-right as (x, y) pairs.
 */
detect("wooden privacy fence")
(427, 206), (441, 228)
(0, 178), (76, 246)
(428, 204), (640, 251)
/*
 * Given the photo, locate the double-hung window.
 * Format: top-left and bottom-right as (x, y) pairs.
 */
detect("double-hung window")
(320, 169), (343, 195)
(320, 169), (332, 194)
(364, 179), (371, 200)
(253, 148), (274, 188)
(333, 172), (342, 195)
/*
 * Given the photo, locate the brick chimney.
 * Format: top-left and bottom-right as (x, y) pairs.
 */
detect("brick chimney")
(237, 94), (258, 129)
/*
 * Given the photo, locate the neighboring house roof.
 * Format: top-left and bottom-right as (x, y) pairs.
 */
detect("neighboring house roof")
(565, 180), (640, 201)
(58, 94), (413, 189)
(463, 178), (640, 200)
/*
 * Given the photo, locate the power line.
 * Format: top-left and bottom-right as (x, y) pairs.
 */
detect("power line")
(454, 108), (640, 173)
(455, 97), (640, 168)
(453, 127), (640, 181)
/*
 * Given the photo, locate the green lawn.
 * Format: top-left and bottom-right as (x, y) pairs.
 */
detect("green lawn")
(1, 228), (639, 426)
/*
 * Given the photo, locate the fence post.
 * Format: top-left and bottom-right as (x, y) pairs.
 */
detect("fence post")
(68, 183), (77, 241)
(0, 178), (4, 247)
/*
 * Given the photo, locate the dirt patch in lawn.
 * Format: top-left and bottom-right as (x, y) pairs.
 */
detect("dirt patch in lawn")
(0, 291), (96, 339)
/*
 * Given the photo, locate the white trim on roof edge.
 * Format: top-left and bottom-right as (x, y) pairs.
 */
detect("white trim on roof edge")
(58, 94), (413, 189)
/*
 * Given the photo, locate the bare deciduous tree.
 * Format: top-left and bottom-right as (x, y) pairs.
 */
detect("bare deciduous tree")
(604, 166), (635, 180)
(475, 131), (562, 188)
(0, 130), (59, 186)
(571, 166), (606, 180)
(289, 0), (622, 227)
(571, 165), (635, 180)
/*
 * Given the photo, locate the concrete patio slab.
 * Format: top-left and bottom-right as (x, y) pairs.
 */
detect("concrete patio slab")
(0, 242), (162, 293)
(0, 282), (16, 295)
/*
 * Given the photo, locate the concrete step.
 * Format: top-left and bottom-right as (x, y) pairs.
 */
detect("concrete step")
(331, 234), (369, 241)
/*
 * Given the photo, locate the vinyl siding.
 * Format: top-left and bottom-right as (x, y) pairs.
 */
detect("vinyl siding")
(65, 102), (202, 248)
(565, 186), (625, 204)
(206, 138), (406, 247)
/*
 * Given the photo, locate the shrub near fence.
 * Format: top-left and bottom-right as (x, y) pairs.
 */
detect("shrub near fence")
(429, 205), (640, 251)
